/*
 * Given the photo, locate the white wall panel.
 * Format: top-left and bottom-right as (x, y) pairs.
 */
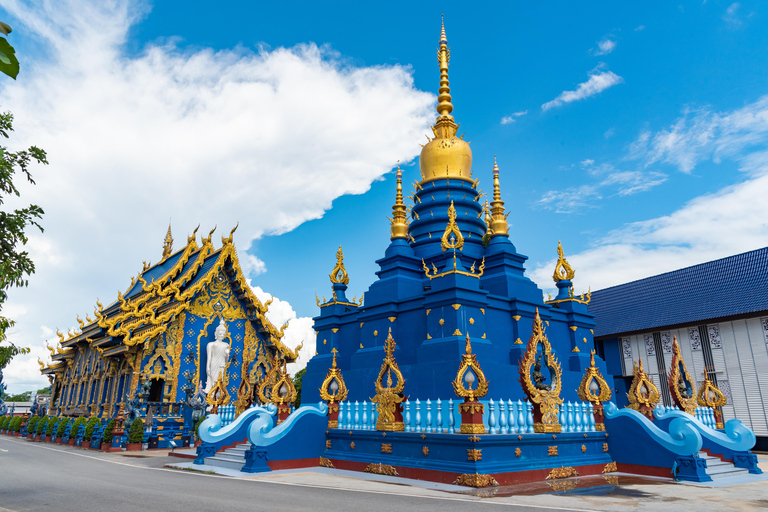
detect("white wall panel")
(722, 320), (753, 430)
(745, 318), (768, 435)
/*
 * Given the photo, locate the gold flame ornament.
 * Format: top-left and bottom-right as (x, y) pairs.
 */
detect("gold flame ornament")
(576, 350), (612, 432)
(453, 333), (489, 402)
(552, 241), (576, 282)
(257, 359), (280, 405)
(697, 373), (727, 429)
(518, 309), (563, 433)
(270, 358), (297, 424)
(627, 356), (660, 419)
(206, 370), (229, 414)
(371, 328), (406, 431)
(329, 246), (350, 285)
(319, 348), (349, 429)
(441, 201), (464, 252)
(667, 336), (697, 415)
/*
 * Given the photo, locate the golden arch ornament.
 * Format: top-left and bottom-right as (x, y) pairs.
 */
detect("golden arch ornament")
(453, 333), (489, 434)
(269, 358), (297, 425)
(697, 373), (727, 429)
(329, 246), (350, 285)
(371, 328), (406, 431)
(441, 201), (464, 252)
(576, 350), (612, 431)
(667, 336), (697, 415)
(518, 309), (563, 433)
(319, 348), (349, 428)
(627, 356), (660, 419)
(552, 241), (575, 282)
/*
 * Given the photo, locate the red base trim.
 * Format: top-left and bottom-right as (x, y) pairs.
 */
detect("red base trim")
(701, 447), (733, 463)
(324, 460), (617, 486)
(268, 458), (320, 470)
(169, 451), (196, 459)
(616, 462), (673, 479)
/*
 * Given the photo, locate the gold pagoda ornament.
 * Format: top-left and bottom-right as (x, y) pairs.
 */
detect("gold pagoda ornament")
(627, 356), (660, 419)
(697, 373), (727, 429)
(371, 328), (406, 431)
(518, 309), (563, 433)
(552, 241), (575, 282)
(330, 246), (350, 285)
(576, 350), (612, 431)
(488, 157), (509, 236)
(453, 333), (489, 434)
(161, 223), (173, 261)
(319, 348), (349, 428)
(269, 358), (297, 425)
(389, 165), (409, 240)
(419, 18), (473, 184)
(667, 336), (697, 416)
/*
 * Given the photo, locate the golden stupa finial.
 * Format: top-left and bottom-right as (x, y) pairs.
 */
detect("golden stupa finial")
(390, 163), (408, 240)
(552, 240), (576, 282)
(489, 156), (509, 236)
(483, 200), (492, 236)
(161, 222), (173, 260)
(418, 17), (473, 184)
(329, 246), (350, 285)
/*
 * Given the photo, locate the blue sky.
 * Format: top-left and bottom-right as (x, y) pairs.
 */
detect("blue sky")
(1, 1), (767, 392)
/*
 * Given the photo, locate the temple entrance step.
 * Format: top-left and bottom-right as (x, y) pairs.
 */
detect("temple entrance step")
(203, 454), (245, 471)
(698, 452), (750, 480)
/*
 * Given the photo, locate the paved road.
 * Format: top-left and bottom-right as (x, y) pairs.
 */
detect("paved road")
(0, 437), (584, 512)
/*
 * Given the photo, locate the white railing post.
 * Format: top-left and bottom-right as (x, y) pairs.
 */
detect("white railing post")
(436, 398), (443, 434)
(499, 399), (507, 434)
(404, 400), (412, 432)
(362, 401), (369, 430)
(353, 401), (360, 430)
(426, 399), (433, 433)
(448, 399), (455, 434)
(508, 399), (517, 434)
(488, 399), (497, 434)
(415, 399), (422, 433)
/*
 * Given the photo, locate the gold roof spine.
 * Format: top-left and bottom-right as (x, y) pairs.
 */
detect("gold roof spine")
(390, 165), (408, 240)
(489, 157), (509, 236)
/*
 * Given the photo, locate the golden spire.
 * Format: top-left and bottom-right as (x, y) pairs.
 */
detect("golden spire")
(419, 18), (473, 184)
(483, 200), (492, 236)
(329, 246), (350, 285)
(552, 241), (576, 282)
(489, 157), (509, 236)
(161, 223), (173, 260)
(390, 164), (408, 239)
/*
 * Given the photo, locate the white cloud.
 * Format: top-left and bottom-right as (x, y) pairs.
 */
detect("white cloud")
(590, 38), (616, 56)
(500, 110), (528, 124)
(723, 3), (743, 27)
(539, 160), (667, 213)
(635, 25), (646, 32)
(250, 286), (316, 374)
(542, 70), (623, 111)
(0, 0), (432, 391)
(532, 95), (768, 293)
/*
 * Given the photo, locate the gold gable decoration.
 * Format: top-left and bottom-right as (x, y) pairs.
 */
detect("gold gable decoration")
(667, 336), (697, 415)
(371, 328), (406, 431)
(627, 356), (660, 419)
(518, 309), (563, 433)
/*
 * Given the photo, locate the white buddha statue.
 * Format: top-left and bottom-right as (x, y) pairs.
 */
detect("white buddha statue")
(205, 317), (230, 393)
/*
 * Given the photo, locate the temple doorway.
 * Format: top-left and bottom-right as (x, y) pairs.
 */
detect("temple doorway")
(148, 378), (164, 402)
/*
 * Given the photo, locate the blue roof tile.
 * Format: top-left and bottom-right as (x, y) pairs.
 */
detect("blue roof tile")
(590, 246), (768, 337)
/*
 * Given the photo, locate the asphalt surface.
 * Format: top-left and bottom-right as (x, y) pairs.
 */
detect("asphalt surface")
(2, 436), (767, 512)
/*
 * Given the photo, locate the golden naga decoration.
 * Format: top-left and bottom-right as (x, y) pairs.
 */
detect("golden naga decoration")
(545, 285), (592, 306)
(518, 309), (563, 433)
(626, 356), (660, 419)
(419, 18), (473, 184)
(441, 201), (464, 252)
(329, 246), (350, 285)
(577, 350), (612, 431)
(453, 333), (490, 434)
(257, 360), (280, 405)
(206, 370), (229, 414)
(269, 358), (297, 424)
(389, 165), (409, 240)
(667, 335), (697, 415)
(222, 222), (238, 246)
(546, 466), (579, 480)
(319, 348), (349, 428)
(161, 223), (174, 261)
(422, 254), (485, 280)
(364, 463), (399, 476)
(488, 158), (509, 236)
(371, 328), (406, 431)
(453, 473), (499, 488)
(697, 373), (727, 429)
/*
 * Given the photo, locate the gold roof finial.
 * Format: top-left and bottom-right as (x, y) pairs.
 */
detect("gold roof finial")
(483, 200), (492, 236)
(552, 241), (576, 282)
(418, 17), (473, 184)
(329, 246), (350, 285)
(390, 163), (408, 240)
(161, 223), (173, 260)
(489, 157), (509, 236)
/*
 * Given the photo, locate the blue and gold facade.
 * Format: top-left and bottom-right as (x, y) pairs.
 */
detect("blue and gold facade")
(40, 226), (300, 420)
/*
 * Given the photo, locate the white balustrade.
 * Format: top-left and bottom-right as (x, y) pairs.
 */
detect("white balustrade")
(436, 398), (443, 433)
(426, 399), (433, 433)
(404, 400), (412, 432)
(414, 399), (422, 433)
(448, 399), (456, 434)
(499, 399), (507, 434)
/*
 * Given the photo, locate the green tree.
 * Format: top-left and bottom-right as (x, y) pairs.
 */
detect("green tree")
(128, 418), (144, 443)
(0, 22), (19, 80)
(293, 367), (306, 408)
(4, 390), (31, 402)
(0, 111), (48, 370)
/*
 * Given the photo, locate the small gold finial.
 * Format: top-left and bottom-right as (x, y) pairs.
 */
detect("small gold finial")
(329, 246), (350, 285)
(161, 223), (173, 260)
(331, 347), (338, 368)
(489, 158), (509, 236)
(552, 241), (576, 282)
(483, 200), (492, 236)
(187, 224), (200, 247)
(465, 332), (472, 354)
(390, 164), (408, 240)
